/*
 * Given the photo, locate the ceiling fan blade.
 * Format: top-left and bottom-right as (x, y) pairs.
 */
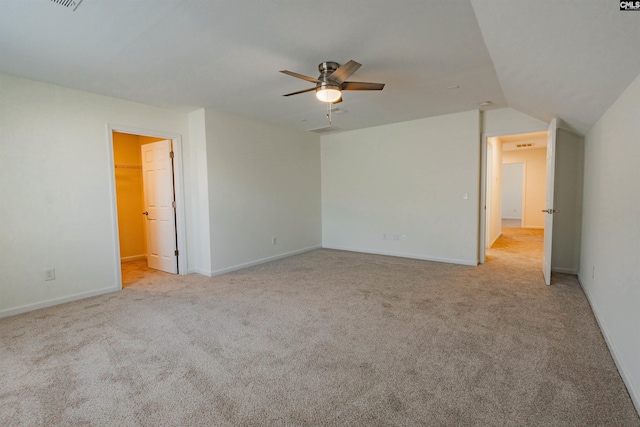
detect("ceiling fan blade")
(280, 70), (321, 83)
(282, 87), (316, 97)
(342, 81), (385, 91)
(328, 60), (361, 83)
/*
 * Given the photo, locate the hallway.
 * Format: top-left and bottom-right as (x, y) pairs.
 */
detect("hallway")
(121, 259), (173, 288)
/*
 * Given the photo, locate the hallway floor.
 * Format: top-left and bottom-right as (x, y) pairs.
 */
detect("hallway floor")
(121, 258), (172, 288)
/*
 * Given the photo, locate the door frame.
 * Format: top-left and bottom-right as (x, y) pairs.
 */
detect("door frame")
(479, 129), (547, 264)
(107, 124), (187, 289)
(542, 118), (558, 285)
(484, 141), (493, 250)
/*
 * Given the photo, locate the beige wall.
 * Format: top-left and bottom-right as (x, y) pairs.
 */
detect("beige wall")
(551, 129), (584, 273)
(580, 72), (640, 412)
(322, 111), (481, 265)
(113, 132), (165, 261)
(204, 109), (322, 275)
(0, 73), (192, 316)
(502, 148), (546, 228)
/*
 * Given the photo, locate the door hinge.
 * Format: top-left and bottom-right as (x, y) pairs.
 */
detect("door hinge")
(169, 151), (174, 159)
(172, 201), (176, 209)
(174, 249), (179, 256)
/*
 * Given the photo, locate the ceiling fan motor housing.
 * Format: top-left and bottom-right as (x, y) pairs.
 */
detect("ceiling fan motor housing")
(317, 62), (342, 87)
(318, 61), (340, 76)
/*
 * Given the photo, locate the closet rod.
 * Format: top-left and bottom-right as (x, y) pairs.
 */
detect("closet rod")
(114, 164), (142, 169)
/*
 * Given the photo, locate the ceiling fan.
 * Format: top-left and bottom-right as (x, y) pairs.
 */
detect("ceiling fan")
(280, 60), (385, 103)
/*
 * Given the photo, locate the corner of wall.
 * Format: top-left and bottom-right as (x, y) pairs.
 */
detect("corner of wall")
(482, 108), (548, 136)
(187, 109), (212, 275)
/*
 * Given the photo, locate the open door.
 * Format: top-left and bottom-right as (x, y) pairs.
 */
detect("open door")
(141, 140), (178, 274)
(542, 118), (557, 285)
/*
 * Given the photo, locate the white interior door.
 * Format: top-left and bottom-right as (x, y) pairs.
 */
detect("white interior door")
(542, 118), (557, 285)
(142, 140), (177, 274)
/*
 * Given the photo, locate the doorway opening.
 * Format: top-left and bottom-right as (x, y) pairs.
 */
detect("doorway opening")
(481, 131), (548, 265)
(107, 125), (187, 289)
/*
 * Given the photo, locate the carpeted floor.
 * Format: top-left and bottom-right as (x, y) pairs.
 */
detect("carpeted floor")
(1, 229), (638, 426)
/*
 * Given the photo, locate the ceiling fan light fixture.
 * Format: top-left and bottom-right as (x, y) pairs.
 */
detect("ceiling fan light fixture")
(316, 84), (342, 103)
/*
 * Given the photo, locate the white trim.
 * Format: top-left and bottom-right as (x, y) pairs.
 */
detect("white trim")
(578, 275), (640, 416)
(189, 268), (214, 276)
(209, 246), (322, 276)
(479, 128), (550, 264)
(552, 267), (578, 275)
(0, 286), (119, 319)
(479, 131), (487, 262)
(121, 255), (147, 262)
(107, 124), (188, 289)
(106, 127), (123, 291)
(521, 161), (527, 228)
(489, 233), (501, 249)
(322, 245), (478, 266)
(171, 136), (188, 276)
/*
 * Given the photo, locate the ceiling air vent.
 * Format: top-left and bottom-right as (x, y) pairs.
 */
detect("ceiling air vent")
(307, 126), (343, 134)
(516, 143), (534, 148)
(50, 0), (83, 11)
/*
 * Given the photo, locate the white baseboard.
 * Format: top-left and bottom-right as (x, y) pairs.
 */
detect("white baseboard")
(552, 267), (578, 275)
(209, 245), (322, 277)
(121, 254), (146, 262)
(489, 233), (502, 248)
(577, 274), (640, 416)
(0, 286), (120, 319)
(322, 245), (477, 266)
(188, 268), (213, 276)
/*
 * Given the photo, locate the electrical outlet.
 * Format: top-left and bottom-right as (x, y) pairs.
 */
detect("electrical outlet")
(592, 265), (595, 279)
(272, 237), (277, 245)
(393, 234), (400, 241)
(383, 233), (388, 240)
(401, 234), (407, 241)
(44, 268), (56, 281)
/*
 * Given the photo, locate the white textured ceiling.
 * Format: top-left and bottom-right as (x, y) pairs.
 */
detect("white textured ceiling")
(470, 0), (640, 134)
(1, 0), (638, 134)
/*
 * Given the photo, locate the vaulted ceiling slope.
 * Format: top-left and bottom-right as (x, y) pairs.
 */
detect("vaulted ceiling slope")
(470, 0), (640, 134)
(1, 1), (637, 135)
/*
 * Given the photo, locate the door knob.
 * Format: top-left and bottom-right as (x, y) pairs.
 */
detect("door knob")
(541, 209), (559, 214)
(142, 211), (149, 215)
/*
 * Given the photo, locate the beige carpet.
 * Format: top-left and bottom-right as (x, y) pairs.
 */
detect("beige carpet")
(1, 230), (638, 426)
